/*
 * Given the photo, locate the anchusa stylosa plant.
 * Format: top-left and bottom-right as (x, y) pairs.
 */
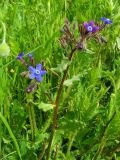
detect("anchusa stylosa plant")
(46, 17), (112, 160)
(16, 17), (112, 160)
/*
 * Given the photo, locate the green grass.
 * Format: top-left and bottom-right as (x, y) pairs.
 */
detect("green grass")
(0, 0), (120, 159)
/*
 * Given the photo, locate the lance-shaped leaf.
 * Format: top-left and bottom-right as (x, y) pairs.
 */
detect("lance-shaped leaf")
(64, 74), (80, 86)
(38, 102), (55, 112)
(51, 59), (70, 73)
(0, 112), (22, 160)
(117, 37), (120, 50)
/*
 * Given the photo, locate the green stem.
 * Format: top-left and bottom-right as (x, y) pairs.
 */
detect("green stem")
(0, 151), (17, 160)
(28, 104), (36, 140)
(1, 21), (6, 42)
(66, 131), (77, 158)
(92, 111), (116, 160)
(39, 141), (46, 160)
(53, 145), (59, 160)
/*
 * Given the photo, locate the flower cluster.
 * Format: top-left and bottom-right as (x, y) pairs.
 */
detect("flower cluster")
(60, 17), (112, 50)
(16, 52), (47, 93)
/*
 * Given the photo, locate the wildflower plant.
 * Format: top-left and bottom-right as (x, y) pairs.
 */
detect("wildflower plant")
(45, 17), (112, 159)
(15, 17), (113, 160)
(1, 1), (120, 160)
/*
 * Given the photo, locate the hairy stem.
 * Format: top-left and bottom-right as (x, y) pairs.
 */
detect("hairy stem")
(39, 141), (46, 160)
(53, 145), (59, 160)
(46, 47), (77, 160)
(66, 131), (77, 158)
(28, 104), (36, 140)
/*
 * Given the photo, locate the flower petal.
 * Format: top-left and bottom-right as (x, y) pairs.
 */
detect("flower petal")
(41, 70), (47, 76)
(100, 17), (106, 21)
(92, 26), (99, 32)
(36, 64), (42, 70)
(29, 73), (35, 79)
(83, 22), (88, 29)
(89, 20), (94, 27)
(106, 19), (112, 24)
(16, 52), (24, 59)
(28, 66), (35, 73)
(36, 75), (42, 82)
(109, 21), (112, 24)
(100, 17), (112, 24)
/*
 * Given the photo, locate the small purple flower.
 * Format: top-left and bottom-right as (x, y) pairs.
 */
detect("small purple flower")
(83, 20), (99, 32)
(100, 17), (112, 24)
(16, 52), (24, 60)
(28, 64), (47, 82)
(16, 52), (28, 67)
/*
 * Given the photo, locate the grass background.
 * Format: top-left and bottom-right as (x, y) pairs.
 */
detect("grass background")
(0, 0), (120, 159)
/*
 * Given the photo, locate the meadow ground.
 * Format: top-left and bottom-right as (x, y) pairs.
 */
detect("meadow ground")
(0, 0), (120, 159)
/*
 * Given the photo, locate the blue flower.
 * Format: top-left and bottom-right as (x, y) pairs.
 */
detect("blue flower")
(16, 52), (24, 60)
(28, 64), (47, 82)
(83, 20), (99, 32)
(100, 17), (112, 24)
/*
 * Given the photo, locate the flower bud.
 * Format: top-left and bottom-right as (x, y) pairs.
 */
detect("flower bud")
(0, 40), (10, 57)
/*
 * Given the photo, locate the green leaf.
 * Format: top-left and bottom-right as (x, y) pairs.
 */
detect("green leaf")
(117, 37), (120, 50)
(64, 75), (80, 86)
(0, 112), (22, 160)
(38, 102), (55, 112)
(51, 59), (70, 73)
(107, 112), (120, 139)
(2, 137), (11, 144)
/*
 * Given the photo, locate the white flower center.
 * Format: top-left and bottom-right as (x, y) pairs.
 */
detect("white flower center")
(87, 26), (93, 31)
(35, 69), (40, 74)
